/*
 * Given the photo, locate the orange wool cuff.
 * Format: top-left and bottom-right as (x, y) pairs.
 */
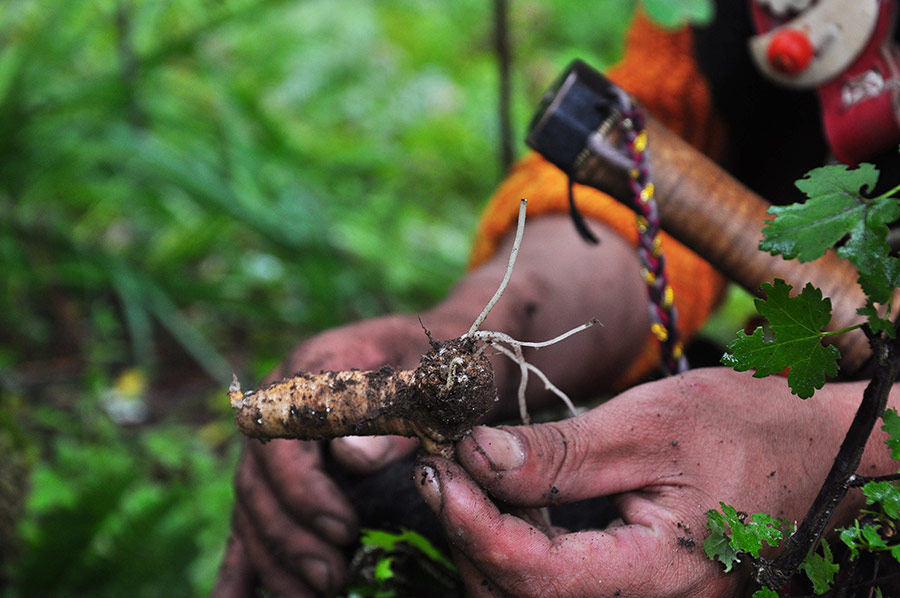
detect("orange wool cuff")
(468, 14), (727, 386)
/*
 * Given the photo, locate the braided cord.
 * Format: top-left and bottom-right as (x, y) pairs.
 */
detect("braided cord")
(619, 107), (687, 375)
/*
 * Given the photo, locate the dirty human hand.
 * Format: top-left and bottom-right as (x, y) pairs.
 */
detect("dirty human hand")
(416, 368), (897, 598)
(213, 316), (429, 597)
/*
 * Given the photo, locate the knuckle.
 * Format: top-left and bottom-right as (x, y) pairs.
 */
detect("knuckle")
(538, 421), (587, 497)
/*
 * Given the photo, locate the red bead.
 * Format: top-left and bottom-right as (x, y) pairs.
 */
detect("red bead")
(767, 28), (815, 75)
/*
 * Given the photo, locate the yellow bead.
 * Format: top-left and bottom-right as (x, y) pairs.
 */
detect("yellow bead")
(673, 342), (684, 359)
(641, 267), (655, 284)
(664, 285), (674, 308)
(651, 236), (663, 257)
(634, 130), (648, 152)
(651, 322), (669, 342)
(636, 215), (649, 233)
(640, 182), (655, 202)
(630, 168), (640, 180)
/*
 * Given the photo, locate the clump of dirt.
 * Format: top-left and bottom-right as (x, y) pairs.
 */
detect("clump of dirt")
(406, 337), (498, 456)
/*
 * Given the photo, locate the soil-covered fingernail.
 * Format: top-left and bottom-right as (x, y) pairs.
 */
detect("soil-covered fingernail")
(313, 514), (354, 545)
(415, 465), (442, 513)
(299, 557), (332, 593)
(471, 426), (524, 471)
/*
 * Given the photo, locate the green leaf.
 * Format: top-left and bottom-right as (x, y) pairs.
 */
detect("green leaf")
(721, 280), (840, 398)
(858, 302), (897, 339)
(863, 481), (900, 519)
(882, 409), (900, 461)
(728, 510), (790, 558)
(861, 523), (888, 550)
(360, 528), (456, 572)
(837, 213), (900, 304)
(762, 163), (880, 261)
(641, 0), (714, 27)
(704, 509), (740, 573)
(799, 538), (839, 595)
(704, 503), (791, 573)
(761, 163), (900, 303)
(752, 589), (779, 598)
(840, 521), (863, 559)
(374, 556), (395, 583)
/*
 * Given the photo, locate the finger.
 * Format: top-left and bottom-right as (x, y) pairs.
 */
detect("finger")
(248, 439), (358, 545)
(211, 534), (257, 598)
(330, 435), (419, 473)
(455, 392), (687, 507)
(233, 503), (317, 598)
(449, 545), (508, 598)
(416, 458), (690, 597)
(236, 452), (349, 595)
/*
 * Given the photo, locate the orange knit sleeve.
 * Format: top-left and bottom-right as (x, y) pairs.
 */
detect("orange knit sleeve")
(469, 13), (728, 387)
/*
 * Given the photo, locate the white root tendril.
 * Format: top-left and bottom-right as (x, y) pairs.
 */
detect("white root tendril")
(461, 197), (599, 424)
(467, 198), (528, 337)
(490, 340), (581, 422)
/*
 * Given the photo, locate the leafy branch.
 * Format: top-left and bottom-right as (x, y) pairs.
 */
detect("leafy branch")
(709, 159), (900, 595)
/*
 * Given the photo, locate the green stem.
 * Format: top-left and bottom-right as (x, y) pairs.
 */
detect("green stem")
(821, 324), (863, 337)
(875, 181), (900, 200)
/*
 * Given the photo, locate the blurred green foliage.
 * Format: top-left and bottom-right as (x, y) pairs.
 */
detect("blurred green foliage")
(0, 0), (636, 386)
(12, 394), (239, 597)
(0, 0), (644, 595)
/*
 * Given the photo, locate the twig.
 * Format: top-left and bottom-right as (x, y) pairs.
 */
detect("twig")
(756, 332), (900, 588)
(847, 472), (900, 487)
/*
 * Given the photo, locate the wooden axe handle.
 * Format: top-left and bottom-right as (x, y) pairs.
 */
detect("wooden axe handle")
(574, 115), (881, 373)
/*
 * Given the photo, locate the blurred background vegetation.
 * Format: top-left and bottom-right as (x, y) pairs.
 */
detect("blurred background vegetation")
(0, 0), (725, 595)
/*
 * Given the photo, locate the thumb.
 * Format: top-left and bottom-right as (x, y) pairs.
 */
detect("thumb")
(455, 412), (663, 508)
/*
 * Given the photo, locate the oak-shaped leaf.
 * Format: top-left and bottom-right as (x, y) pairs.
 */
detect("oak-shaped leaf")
(863, 480), (900, 520)
(705, 503), (791, 574)
(799, 538), (838, 595)
(704, 509), (740, 573)
(858, 302), (896, 339)
(721, 279), (840, 398)
(760, 163), (900, 303)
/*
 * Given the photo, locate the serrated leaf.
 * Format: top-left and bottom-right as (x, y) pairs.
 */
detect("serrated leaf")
(861, 523), (888, 550)
(762, 164), (880, 261)
(882, 409), (900, 462)
(864, 480), (900, 519)
(704, 509), (740, 573)
(704, 503), (790, 573)
(837, 211), (900, 304)
(761, 163), (900, 303)
(721, 280), (840, 398)
(729, 510), (790, 558)
(858, 302), (897, 339)
(799, 538), (838, 595)
(840, 522), (863, 559)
